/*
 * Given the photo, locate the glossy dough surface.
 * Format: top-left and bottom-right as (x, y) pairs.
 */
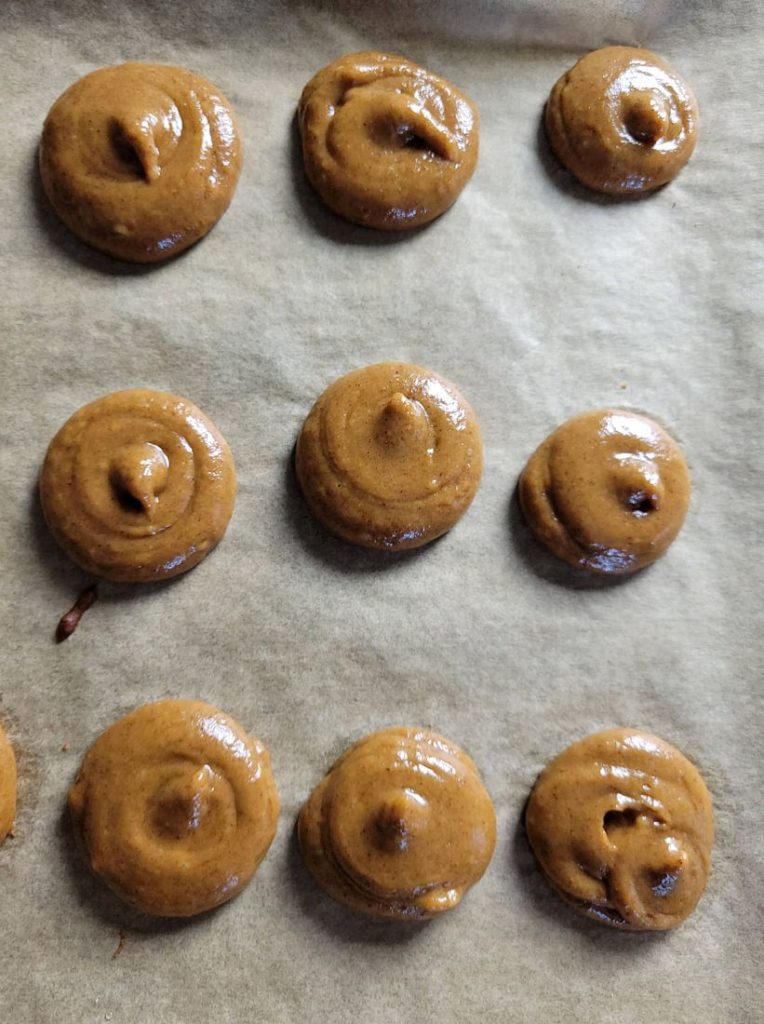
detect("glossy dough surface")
(40, 389), (236, 582)
(68, 700), (279, 917)
(519, 409), (690, 575)
(0, 723), (17, 845)
(298, 727), (496, 920)
(545, 46), (698, 195)
(298, 51), (479, 229)
(40, 63), (242, 262)
(525, 728), (714, 930)
(296, 362), (483, 550)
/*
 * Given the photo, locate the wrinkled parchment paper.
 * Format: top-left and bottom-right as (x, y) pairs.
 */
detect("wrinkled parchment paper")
(1, 2), (762, 1021)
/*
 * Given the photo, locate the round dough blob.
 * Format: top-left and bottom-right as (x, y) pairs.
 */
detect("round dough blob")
(518, 409), (690, 575)
(296, 362), (483, 550)
(40, 63), (242, 262)
(525, 728), (714, 930)
(40, 389), (236, 583)
(298, 727), (496, 920)
(298, 51), (479, 229)
(545, 46), (698, 195)
(0, 722), (17, 845)
(68, 699), (279, 917)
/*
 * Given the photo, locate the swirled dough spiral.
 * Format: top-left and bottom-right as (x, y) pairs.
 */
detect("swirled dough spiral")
(68, 700), (279, 917)
(525, 729), (714, 930)
(0, 723), (17, 845)
(298, 51), (479, 229)
(40, 389), (236, 582)
(518, 409), (690, 575)
(545, 46), (698, 195)
(295, 363), (483, 550)
(298, 728), (496, 920)
(40, 63), (242, 262)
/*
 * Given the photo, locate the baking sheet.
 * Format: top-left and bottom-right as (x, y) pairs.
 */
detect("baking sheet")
(1, 1), (762, 1022)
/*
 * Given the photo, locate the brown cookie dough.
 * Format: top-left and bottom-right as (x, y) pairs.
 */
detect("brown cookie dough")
(295, 362), (483, 550)
(40, 389), (236, 583)
(298, 51), (479, 229)
(545, 46), (698, 195)
(40, 63), (242, 262)
(68, 700), (279, 917)
(0, 722), (17, 845)
(298, 727), (496, 920)
(525, 728), (714, 930)
(518, 409), (690, 575)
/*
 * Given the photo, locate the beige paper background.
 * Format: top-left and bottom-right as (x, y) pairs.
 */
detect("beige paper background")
(0, 1), (762, 1021)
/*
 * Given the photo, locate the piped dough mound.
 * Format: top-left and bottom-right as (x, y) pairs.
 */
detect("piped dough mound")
(40, 389), (236, 582)
(545, 46), (698, 195)
(40, 63), (242, 261)
(298, 51), (479, 229)
(298, 727), (496, 920)
(69, 699), (279, 917)
(519, 409), (690, 575)
(525, 728), (713, 930)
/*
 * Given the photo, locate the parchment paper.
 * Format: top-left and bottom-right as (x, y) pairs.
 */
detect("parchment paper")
(0, 2), (762, 1022)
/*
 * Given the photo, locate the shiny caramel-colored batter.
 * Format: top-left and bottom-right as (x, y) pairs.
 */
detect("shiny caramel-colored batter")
(298, 51), (479, 229)
(69, 700), (279, 917)
(525, 728), (714, 930)
(40, 63), (242, 262)
(296, 363), (483, 550)
(0, 722), (17, 845)
(298, 727), (496, 919)
(519, 409), (690, 575)
(545, 46), (698, 195)
(40, 389), (236, 582)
